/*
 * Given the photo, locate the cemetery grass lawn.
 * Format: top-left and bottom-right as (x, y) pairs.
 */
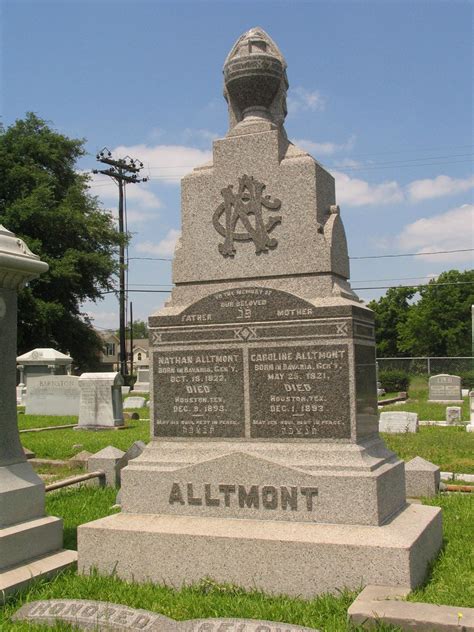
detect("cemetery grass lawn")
(382, 375), (470, 421)
(1, 489), (472, 631)
(382, 425), (474, 474)
(20, 419), (149, 460)
(17, 414), (77, 430)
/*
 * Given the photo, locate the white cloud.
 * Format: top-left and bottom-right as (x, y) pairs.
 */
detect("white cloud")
(333, 170), (404, 207)
(181, 128), (220, 144)
(397, 203), (474, 262)
(287, 87), (326, 114)
(88, 171), (161, 225)
(85, 310), (118, 330)
(112, 143), (212, 184)
(136, 229), (181, 258)
(295, 135), (356, 156)
(407, 174), (474, 202)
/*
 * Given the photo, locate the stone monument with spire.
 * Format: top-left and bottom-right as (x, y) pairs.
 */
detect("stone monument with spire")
(79, 28), (442, 597)
(0, 225), (77, 601)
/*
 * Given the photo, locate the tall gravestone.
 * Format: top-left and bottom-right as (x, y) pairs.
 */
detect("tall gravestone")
(77, 373), (124, 430)
(0, 225), (76, 601)
(78, 28), (442, 597)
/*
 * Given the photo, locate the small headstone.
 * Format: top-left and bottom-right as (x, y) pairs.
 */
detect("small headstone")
(428, 374), (462, 402)
(25, 375), (80, 416)
(379, 411), (419, 433)
(16, 384), (26, 405)
(117, 440), (146, 472)
(405, 457), (440, 497)
(446, 406), (462, 425)
(467, 391), (474, 432)
(461, 388), (469, 397)
(12, 599), (318, 632)
(77, 373), (124, 429)
(88, 446), (125, 486)
(123, 396), (146, 410)
(121, 386), (131, 395)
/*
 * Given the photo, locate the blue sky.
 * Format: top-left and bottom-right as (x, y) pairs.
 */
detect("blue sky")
(2, 0), (473, 329)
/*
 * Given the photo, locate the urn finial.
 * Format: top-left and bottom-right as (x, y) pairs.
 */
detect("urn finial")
(223, 27), (288, 132)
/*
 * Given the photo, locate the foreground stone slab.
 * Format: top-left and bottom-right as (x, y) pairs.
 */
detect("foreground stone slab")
(13, 599), (319, 632)
(78, 503), (442, 599)
(348, 584), (474, 631)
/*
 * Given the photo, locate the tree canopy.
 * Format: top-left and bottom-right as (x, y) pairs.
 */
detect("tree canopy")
(116, 319), (148, 340)
(0, 113), (122, 370)
(368, 269), (474, 358)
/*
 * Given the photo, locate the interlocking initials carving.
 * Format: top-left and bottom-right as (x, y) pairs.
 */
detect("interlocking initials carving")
(213, 175), (282, 257)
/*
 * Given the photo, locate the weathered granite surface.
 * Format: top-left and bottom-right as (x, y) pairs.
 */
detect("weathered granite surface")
(78, 28), (441, 597)
(428, 374), (462, 402)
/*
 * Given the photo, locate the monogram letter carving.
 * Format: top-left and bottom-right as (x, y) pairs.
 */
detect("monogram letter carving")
(212, 175), (282, 257)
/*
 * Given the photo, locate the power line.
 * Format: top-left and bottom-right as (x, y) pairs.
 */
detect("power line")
(351, 248), (474, 260)
(354, 281), (474, 291)
(126, 248), (474, 263)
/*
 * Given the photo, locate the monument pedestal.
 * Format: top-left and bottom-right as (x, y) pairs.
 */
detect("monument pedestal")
(79, 503), (441, 598)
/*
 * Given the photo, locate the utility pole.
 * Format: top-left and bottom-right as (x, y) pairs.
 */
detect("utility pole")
(93, 148), (148, 379)
(129, 301), (134, 380)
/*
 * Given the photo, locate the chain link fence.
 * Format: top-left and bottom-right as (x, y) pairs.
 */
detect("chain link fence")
(376, 357), (473, 375)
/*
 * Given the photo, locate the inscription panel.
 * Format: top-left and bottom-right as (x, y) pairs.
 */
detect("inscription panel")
(154, 349), (245, 438)
(248, 343), (350, 439)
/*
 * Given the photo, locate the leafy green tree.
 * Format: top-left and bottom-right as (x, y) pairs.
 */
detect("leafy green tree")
(116, 319), (148, 340)
(0, 113), (123, 370)
(397, 269), (474, 357)
(368, 286), (416, 357)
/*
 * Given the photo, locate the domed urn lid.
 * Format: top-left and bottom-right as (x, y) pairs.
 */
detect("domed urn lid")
(223, 28), (288, 129)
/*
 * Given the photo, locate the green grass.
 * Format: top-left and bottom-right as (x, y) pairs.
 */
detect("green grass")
(21, 420), (149, 460)
(409, 493), (474, 608)
(18, 415), (77, 430)
(382, 375), (470, 421)
(0, 487), (471, 631)
(383, 425), (474, 474)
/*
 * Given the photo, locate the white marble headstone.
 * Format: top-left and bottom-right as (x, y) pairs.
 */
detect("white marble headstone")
(25, 375), (80, 416)
(77, 373), (124, 428)
(379, 411), (419, 433)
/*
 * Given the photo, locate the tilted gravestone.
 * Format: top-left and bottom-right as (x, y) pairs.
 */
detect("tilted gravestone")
(78, 28), (442, 598)
(0, 225), (76, 602)
(25, 374), (80, 416)
(428, 374), (462, 402)
(77, 372), (124, 430)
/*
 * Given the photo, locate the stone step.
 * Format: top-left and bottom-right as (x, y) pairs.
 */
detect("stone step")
(0, 515), (63, 571)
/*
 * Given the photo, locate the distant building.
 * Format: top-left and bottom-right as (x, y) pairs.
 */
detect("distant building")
(96, 331), (149, 372)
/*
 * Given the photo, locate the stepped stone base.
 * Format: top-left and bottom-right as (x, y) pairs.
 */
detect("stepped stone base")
(0, 549), (77, 603)
(78, 503), (442, 598)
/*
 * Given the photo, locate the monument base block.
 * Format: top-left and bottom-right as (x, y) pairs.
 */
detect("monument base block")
(0, 549), (77, 604)
(78, 503), (442, 598)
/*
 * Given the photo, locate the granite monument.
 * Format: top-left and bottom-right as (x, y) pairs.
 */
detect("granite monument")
(428, 374), (462, 402)
(0, 225), (76, 601)
(78, 28), (442, 597)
